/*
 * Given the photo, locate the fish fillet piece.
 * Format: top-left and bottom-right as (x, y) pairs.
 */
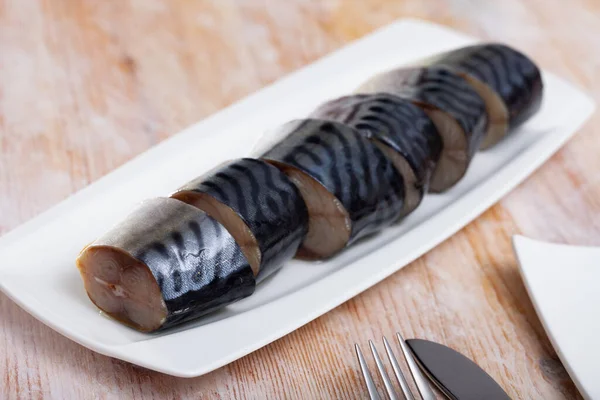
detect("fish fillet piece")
(420, 43), (543, 148)
(261, 119), (405, 259)
(76, 197), (255, 332)
(311, 93), (442, 216)
(356, 66), (488, 192)
(172, 158), (308, 282)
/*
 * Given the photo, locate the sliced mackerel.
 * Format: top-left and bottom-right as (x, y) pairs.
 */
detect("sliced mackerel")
(311, 93), (442, 216)
(172, 158), (308, 282)
(76, 197), (255, 332)
(356, 66), (488, 192)
(261, 119), (405, 259)
(421, 43), (543, 148)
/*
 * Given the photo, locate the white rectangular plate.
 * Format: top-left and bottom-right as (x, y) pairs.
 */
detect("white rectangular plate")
(0, 19), (594, 378)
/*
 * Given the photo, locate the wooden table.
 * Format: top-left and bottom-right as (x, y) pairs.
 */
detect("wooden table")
(1, 1), (597, 398)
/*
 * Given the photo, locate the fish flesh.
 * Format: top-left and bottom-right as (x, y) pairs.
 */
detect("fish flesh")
(356, 66), (488, 192)
(76, 197), (255, 332)
(261, 119), (405, 259)
(171, 158), (308, 282)
(420, 43), (543, 148)
(310, 93), (442, 216)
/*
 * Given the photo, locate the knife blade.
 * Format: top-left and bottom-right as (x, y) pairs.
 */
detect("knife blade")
(406, 339), (511, 400)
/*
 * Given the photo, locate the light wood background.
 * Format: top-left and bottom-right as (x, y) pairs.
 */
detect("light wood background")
(1, 0), (598, 399)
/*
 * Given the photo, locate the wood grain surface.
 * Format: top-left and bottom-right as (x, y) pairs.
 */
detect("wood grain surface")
(1, 0), (598, 399)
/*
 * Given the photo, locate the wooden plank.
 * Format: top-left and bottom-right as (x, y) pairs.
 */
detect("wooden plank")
(0, 0), (594, 398)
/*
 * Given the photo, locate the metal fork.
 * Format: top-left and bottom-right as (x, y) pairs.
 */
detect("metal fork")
(355, 333), (436, 400)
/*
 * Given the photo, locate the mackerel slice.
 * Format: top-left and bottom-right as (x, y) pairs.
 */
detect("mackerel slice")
(172, 158), (308, 282)
(356, 65), (488, 192)
(77, 197), (255, 332)
(421, 43), (543, 148)
(261, 119), (405, 259)
(311, 93), (442, 216)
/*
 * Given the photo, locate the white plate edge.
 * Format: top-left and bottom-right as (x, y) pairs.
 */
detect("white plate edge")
(513, 235), (593, 400)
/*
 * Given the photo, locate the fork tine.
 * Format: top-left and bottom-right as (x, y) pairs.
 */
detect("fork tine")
(355, 344), (382, 400)
(383, 336), (414, 400)
(396, 333), (436, 400)
(368, 340), (400, 400)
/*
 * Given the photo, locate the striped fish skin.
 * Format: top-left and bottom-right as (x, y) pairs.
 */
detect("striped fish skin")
(173, 158), (309, 282)
(429, 43), (543, 129)
(310, 93), (442, 198)
(83, 197), (255, 331)
(261, 119), (405, 244)
(357, 66), (489, 161)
